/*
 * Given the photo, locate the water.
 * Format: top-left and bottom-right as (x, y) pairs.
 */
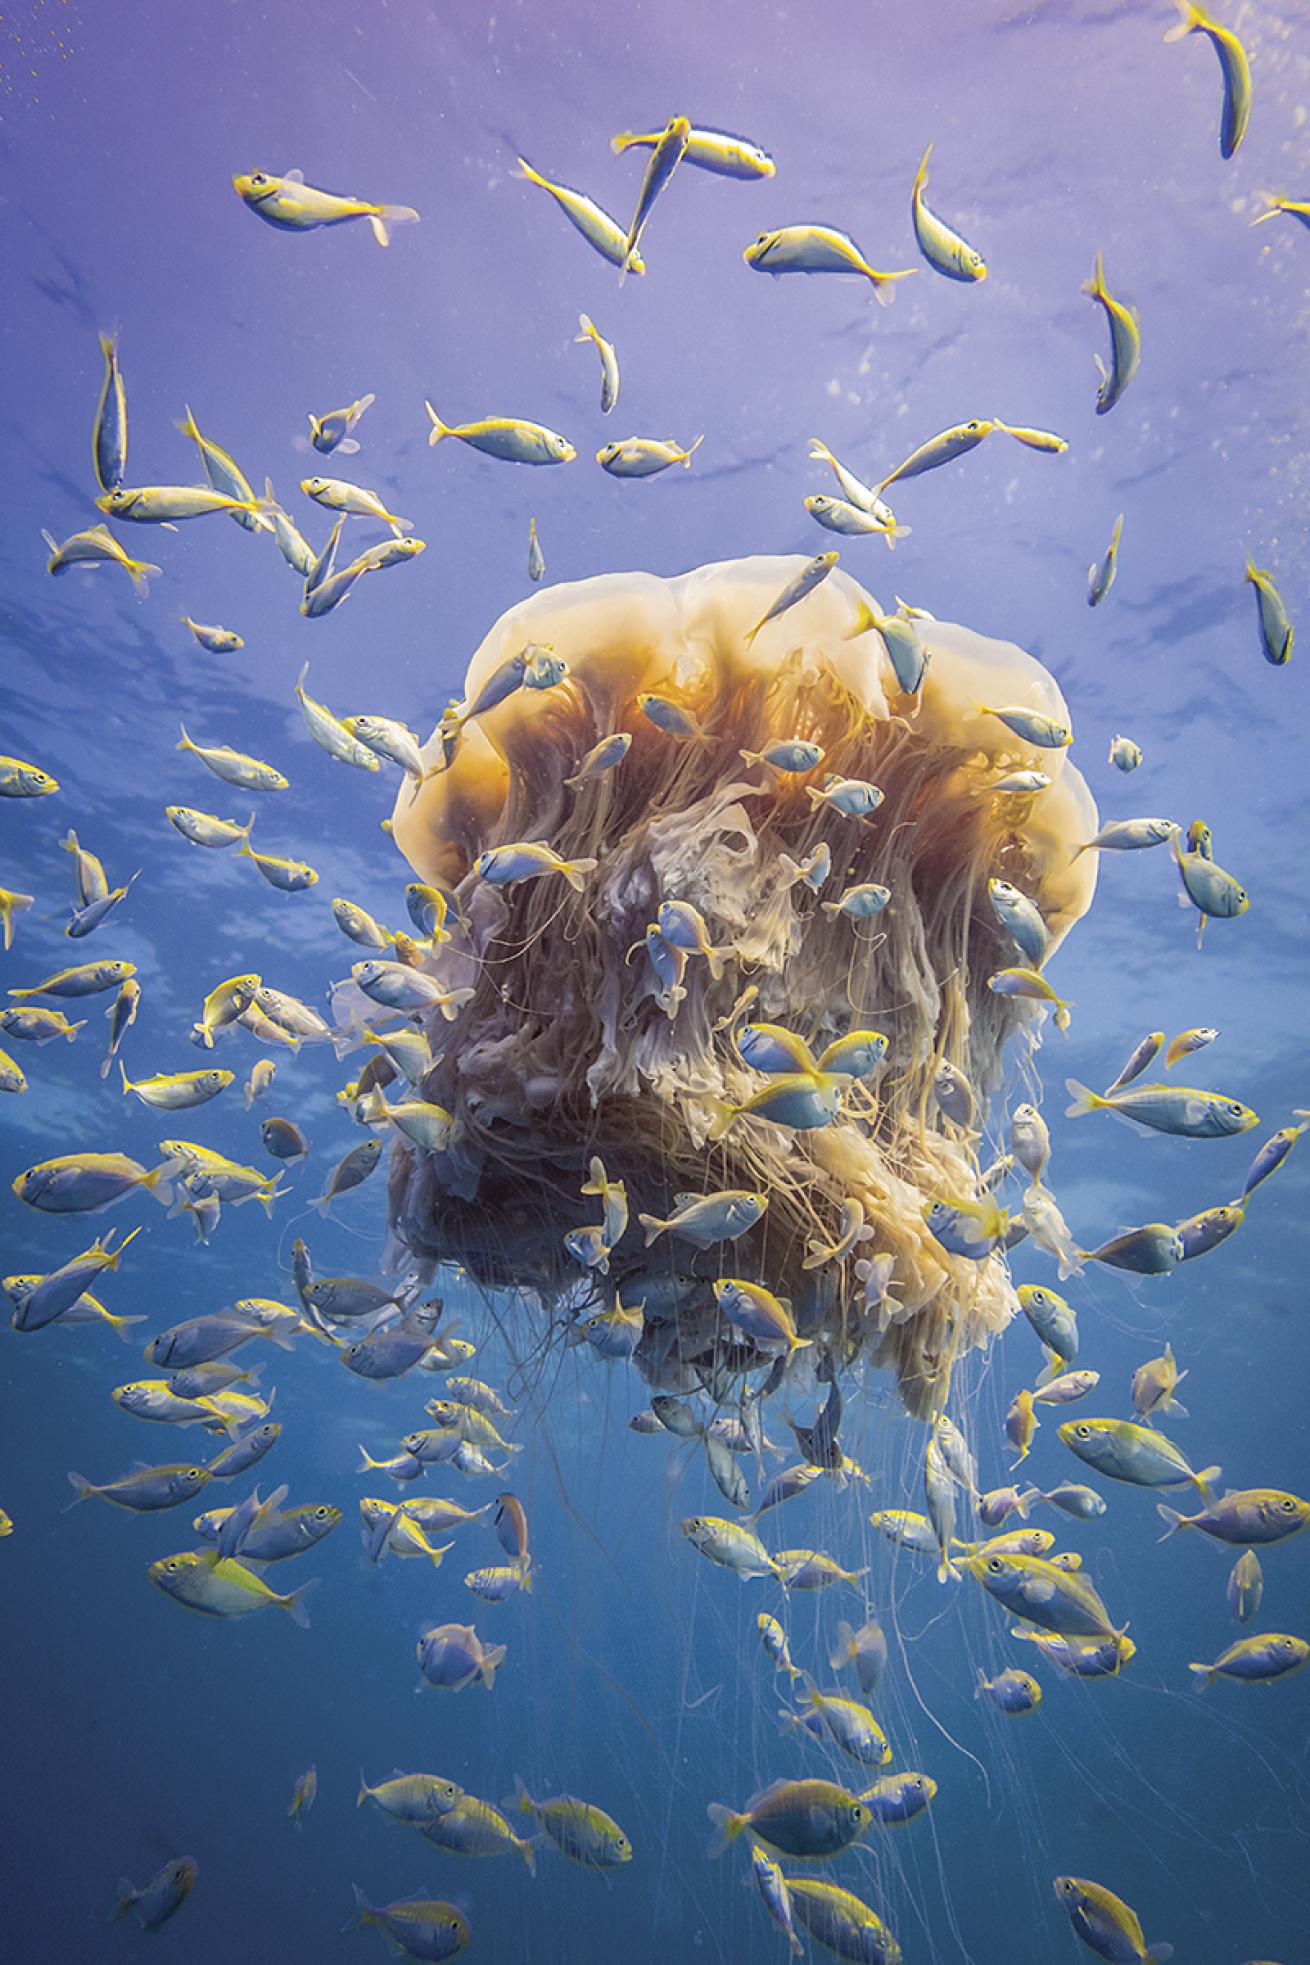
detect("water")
(2, 2), (1309, 1960)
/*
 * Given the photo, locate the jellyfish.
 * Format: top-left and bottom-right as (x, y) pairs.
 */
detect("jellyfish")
(365, 556), (1096, 1418)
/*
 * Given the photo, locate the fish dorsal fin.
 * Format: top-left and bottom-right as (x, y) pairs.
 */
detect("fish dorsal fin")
(284, 167), (305, 183)
(672, 1192), (703, 1210)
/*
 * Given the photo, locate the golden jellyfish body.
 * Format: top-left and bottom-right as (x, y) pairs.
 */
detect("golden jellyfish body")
(366, 557), (1096, 1414)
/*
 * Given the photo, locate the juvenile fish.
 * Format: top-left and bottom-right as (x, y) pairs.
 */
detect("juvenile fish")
(111, 1858), (197, 1931)
(1082, 252), (1141, 414)
(232, 168), (418, 246)
(514, 154), (643, 272)
(1164, 1), (1251, 159)
(744, 225), (916, 305)
(1060, 1417), (1218, 1494)
(910, 143), (986, 281)
(1087, 513), (1124, 606)
(43, 523), (157, 593)
(426, 404), (575, 467)
(1189, 1633), (1308, 1687)
(1053, 1875), (1171, 1964)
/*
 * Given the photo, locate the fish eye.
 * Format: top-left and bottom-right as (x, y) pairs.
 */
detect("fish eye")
(987, 1556), (1004, 1573)
(187, 1469), (202, 1480)
(315, 1506), (330, 1520)
(251, 172), (267, 186)
(165, 1559), (179, 1572)
(1280, 1498), (1297, 1512)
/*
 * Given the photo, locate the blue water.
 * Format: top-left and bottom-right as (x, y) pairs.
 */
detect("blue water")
(2, 2), (1309, 1960)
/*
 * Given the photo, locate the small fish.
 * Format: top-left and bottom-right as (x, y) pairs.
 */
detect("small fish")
(1131, 1344), (1189, 1427)
(806, 775), (884, 819)
(1241, 1119), (1309, 1199)
(911, 144), (986, 281)
(713, 1279), (810, 1357)
(924, 1195), (1010, 1260)
(932, 1061), (976, 1128)
(514, 154), (644, 272)
(0, 755), (57, 798)
(308, 392), (375, 455)
(758, 1612), (802, 1682)
(744, 225), (916, 305)
(1107, 735), (1142, 773)
(822, 881), (891, 921)
(0, 1005), (86, 1045)
(1244, 558), (1293, 667)
(1163, 1), (1251, 159)
(786, 1878), (902, 1963)
(346, 1890), (468, 1959)
(803, 1198), (873, 1269)
(182, 615), (243, 654)
(1037, 1482), (1107, 1520)
(804, 495), (908, 545)
(416, 1620), (506, 1692)
(177, 723), (287, 792)
(779, 843), (832, 891)
(978, 703), (1071, 749)
(612, 124), (774, 179)
(996, 421), (1069, 453)
(1052, 1875), (1171, 1964)
(165, 805), (257, 850)
(682, 1514), (782, 1580)
(708, 1778), (872, 1860)
(853, 1771), (937, 1827)
(1006, 1389), (1039, 1465)
(168, 410), (267, 531)
(8, 957), (134, 1000)
(420, 1794), (536, 1870)
(990, 769), (1051, 794)
(511, 1779), (632, 1868)
(236, 840), (319, 892)
(190, 972), (260, 1048)
(1080, 1223), (1185, 1275)
(782, 1676), (889, 1763)
(1065, 1077), (1255, 1138)
(120, 1064), (232, 1111)
(874, 419), (994, 495)
(566, 731), (631, 787)
(1059, 1417), (1218, 1495)
(1075, 819), (1176, 863)
(619, 114), (689, 274)
(1018, 1630), (1134, 1676)
(43, 523), (158, 593)
(13, 1151), (176, 1215)
(110, 1857), (198, 1932)
(474, 841), (598, 890)
(1082, 253), (1142, 414)
(310, 1139), (384, 1216)
(1009, 1104), (1051, 1183)
(1022, 1183), (1083, 1280)
(287, 1766), (317, 1825)
(1251, 191), (1310, 229)
(807, 440), (897, 525)
(526, 515), (546, 582)
(425, 403), (575, 466)
(1033, 1370), (1099, 1406)
(300, 474), (411, 535)
(597, 434), (702, 476)
(67, 1461), (211, 1512)
(963, 1549), (1120, 1640)
(1227, 1548), (1264, 1622)
(1088, 513), (1124, 606)
(976, 1668), (1041, 1714)
(849, 605), (929, 694)
(828, 1618), (887, 1698)
(1190, 1633), (1309, 1687)
(232, 168), (418, 246)
(1158, 1489), (1310, 1547)
(1104, 1032), (1165, 1095)
(92, 330), (128, 492)
(148, 1549), (316, 1623)
(751, 1848), (803, 1957)
(740, 738), (826, 774)
(988, 967), (1073, 1031)
(260, 1117), (310, 1166)
(775, 1550), (868, 1594)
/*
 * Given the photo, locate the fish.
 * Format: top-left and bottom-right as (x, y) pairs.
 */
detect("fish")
(67, 1461), (211, 1512)
(1108, 735), (1142, 773)
(514, 155), (643, 272)
(758, 1612), (802, 1683)
(1104, 1032), (1166, 1094)
(978, 703), (1071, 749)
(42, 524), (158, 593)
(566, 732), (631, 787)
(782, 1675), (890, 1765)
(182, 615), (243, 654)
(804, 495), (908, 545)
(232, 168), (418, 245)
(1158, 1489), (1310, 1546)
(786, 1879), (902, 1964)
(823, 881), (891, 921)
(176, 404), (267, 532)
(294, 666), (380, 771)
(1008, 1104), (1051, 1183)
(1087, 513), (1124, 606)
(1131, 1344), (1189, 1424)
(287, 1766), (317, 1825)
(1163, 1), (1251, 158)
(1227, 1549), (1264, 1622)
(308, 392), (375, 454)
(1074, 819), (1176, 859)
(1022, 1183), (1083, 1279)
(1006, 1389), (1039, 1466)
(524, 514), (547, 582)
(236, 840), (318, 892)
(1017, 1630), (1135, 1676)
(510, 1779), (632, 1867)
(1064, 1077), (1256, 1138)
(8, 957), (134, 998)
(743, 225), (916, 304)
(803, 1198), (873, 1269)
(1241, 1120), (1309, 1199)
(190, 972), (261, 1049)
(1164, 1026), (1220, 1068)
(1052, 1875), (1172, 1964)
(874, 419), (994, 494)
(0, 755), (58, 797)
(345, 1891), (468, 1959)
(1082, 253), (1142, 414)
(807, 440), (897, 526)
(166, 805), (257, 848)
(707, 1777), (872, 1860)
(110, 1858), (198, 1932)
(963, 1549), (1121, 1639)
(1033, 1370), (1099, 1406)
(1244, 558), (1293, 667)
(596, 434), (702, 476)
(990, 769), (1051, 794)
(1251, 191), (1310, 229)
(854, 1771), (937, 1826)
(13, 1151), (177, 1214)
(612, 124), (775, 178)
(995, 421), (1069, 453)
(92, 331), (128, 492)
(985, 967), (1072, 1030)
(806, 776), (884, 819)
(177, 723), (287, 792)
(976, 1668), (1042, 1714)
(828, 1618), (887, 1699)
(1172, 832), (1248, 946)
(98, 482), (270, 528)
(750, 1849), (803, 1957)
(1189, 1634), (1309, 1687)
(148, 1549), (316, 1623)
(1059, 1417), (1219, 1495)
(197, 1499), (341, 1563)
(300, 474), (411, 535)
(416, 1621), (506, 1691)
(120, 1064), (232, 1110)
(425, 404), (575, 466)
(987, 879), (1049, 968)
(682, 1515), (782, 1580)
(740, 738), (826, 774)
(712, 1279), (810, 1357)
(310, 1139), (384, 1215)
(206, 1423), (281, 1479)
(779, 843), (832, 892)
(577, 1294), (644, 1362)
(356, 1771), (462, 1822)
(774, 1550), (867, 1593)
(419, 1794), (536, 1869)
(1080, 1224), (1186, 1275)
(619, 113), (689, 274)
(473, 841), (598, 890)
(910, 144), (986, 281)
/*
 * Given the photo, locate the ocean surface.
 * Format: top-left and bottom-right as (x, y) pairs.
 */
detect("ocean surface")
(2, 2), (1308, 1960)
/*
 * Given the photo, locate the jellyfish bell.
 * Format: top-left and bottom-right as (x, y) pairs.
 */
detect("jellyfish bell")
(379, 556), (1097, 1414)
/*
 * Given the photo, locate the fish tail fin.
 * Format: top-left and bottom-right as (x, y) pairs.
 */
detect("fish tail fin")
(141, 1159), (178, 1206)
(937, 1552), (961, 1583)
(106, 1313), (147, 1343)
(637, 1213), (667, 1246)
(1195, 1465), (1221, 1499)
(481, 1643), (507, 1689)
(912, 143), (932, 195)
(511, 1774), (534, 1815)
(517, 1833), (538, 1875)
(1155, 1504), (1187, 1540)
(342, 1884), (372, 1933)
(176, 721), (194, 753)
(680, 435), (705, 467)
(1143, 1947), (1174, 1964)
(281, 1576), (321, 1629)
(127, 558), (160, 595)
(367, 205), (418, 248)
(514, 154), (546, 185)
(704, 1097), (738, 1143)
(870, 267), (916, 306)
(1034, 1348), (1064, 1390)
(1080, 251), (1107, 298)
(706, 1802), (748, 1858)
(63, 1017), (88, 1041)
(1187, 1663), (1216, 1689)
(974, 1669), (989, 1698)
(560, 857), (598, 891)
(1015, 1486), (1040, 1519)
(109, 1880), (138, 1923)
(575, 312), (597, 343)
(175, 404), (201, 442)
(424, 401), (452, 447)
(1249, 194), (1281, 227)
(191, 1022), (215, 1049)
(885, 522), (912, 547)
(65, 1471), (96, 1507)
(705, 944), (730, 981)
(1162, 0), (1201, 39)
(609, 132), (636, 155)
(1063, 1077), (1104, 1118)
(117, 1060), (131, 1095)
(255, 1180), (287, 1220)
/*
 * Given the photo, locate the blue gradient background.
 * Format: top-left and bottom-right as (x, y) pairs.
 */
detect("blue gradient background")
(1, 1), (1307, 1960)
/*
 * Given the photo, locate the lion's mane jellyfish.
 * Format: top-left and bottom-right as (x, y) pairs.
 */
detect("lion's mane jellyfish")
(378, 556), (1097, 1415)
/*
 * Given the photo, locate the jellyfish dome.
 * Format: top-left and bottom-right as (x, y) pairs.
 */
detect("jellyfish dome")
(377, 556), (1097, 1415)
